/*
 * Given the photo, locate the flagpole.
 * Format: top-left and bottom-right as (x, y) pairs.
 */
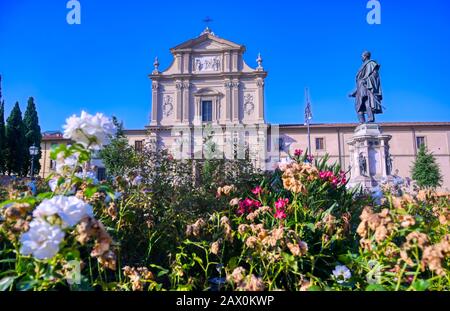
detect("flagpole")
(305, 88), (312, 158)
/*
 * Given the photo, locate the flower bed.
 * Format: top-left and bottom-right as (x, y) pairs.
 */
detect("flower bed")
(0, 111), (449, 291)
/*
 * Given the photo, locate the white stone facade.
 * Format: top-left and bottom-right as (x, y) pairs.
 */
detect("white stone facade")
(147, 28), (269, 169)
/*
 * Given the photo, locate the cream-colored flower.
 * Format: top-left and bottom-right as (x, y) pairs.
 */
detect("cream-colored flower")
(210, 240), (221, 255)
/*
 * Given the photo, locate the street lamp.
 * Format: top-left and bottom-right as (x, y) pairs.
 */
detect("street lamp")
(29, 145), (39, 179)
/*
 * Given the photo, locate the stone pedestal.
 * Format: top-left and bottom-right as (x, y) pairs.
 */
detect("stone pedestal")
(347, 123), (393, 189)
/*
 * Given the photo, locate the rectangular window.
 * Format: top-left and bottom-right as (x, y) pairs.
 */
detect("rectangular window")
(416, 136), (426, 149)
(315, 137), (325, 150)
(97, 168), (106, 181)
(202, 100), (212, 122)
(135, 140), (143, 152)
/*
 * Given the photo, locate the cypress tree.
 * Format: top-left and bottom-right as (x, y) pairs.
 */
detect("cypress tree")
(112, 116), (125, 138)
(411, 144), (443, 189)
(0, 75), (5, 174)
(5, 102), (26, 176)
(0, 101), (5, 174)
(23, 97), (42, 175)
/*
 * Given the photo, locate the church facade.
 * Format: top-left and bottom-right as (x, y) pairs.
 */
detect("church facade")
(38, 28), (450, 190)
(146, 27), (270, 170)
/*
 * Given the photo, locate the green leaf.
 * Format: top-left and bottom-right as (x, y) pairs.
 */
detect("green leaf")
(36, 192), (53, 200)
(192, 254), (203, 266)
(227, 257), (239, 270)
(149, 264), (169, 277)
(0, 276), (17, 291)
(307, 285), (322, 291)
(16, 279), (39, 291)
(84, 186), (98, 198)
(337, 253), (356, 265)
(305, 223), (316, 233)
(412, 279), (430, 291)
(366, 284), (386, 291)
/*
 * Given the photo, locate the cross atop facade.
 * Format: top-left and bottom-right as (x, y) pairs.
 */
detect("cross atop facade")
(203, 16), (213, 27)
(201, 16), (215, 35)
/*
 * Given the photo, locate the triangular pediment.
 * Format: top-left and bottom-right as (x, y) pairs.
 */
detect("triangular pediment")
(171, 33), (244, 52)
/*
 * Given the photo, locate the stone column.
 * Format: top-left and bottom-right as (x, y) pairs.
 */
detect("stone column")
(232, 51), (238, 72)
(151, 81), (159, 125)
(183, 53), (190, 74)
(212, 97), (216, 123)
(183, 81), (190, 124)
(194, 97), (201, 125)
(257, 124), (268, 171)
(175, 54), (182, 72)
(256, 78), (265, 122)
(148, 131), (158, 152)
(224, 51), (231, 72)
(175, 80), (183, 123)
(214, 97), (220, 123)
(224, 79), (232, 122)
(232, 79), (240, 123)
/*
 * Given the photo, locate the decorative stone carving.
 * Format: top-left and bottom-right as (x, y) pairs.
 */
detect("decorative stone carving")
(256, 78), (264, 87)
(183, 81), (191, 89)
(232, 81), (240, 88)
(152, 81), (159, 90)
(358, 152), (367, 176)
(163, 95), (174, 117)
(193, 56), (221, 72)
(175, 80), (183, 90)
(224, 80), (233, 88)
(244, 94), (255, 115)
(347, 123), (393, 189)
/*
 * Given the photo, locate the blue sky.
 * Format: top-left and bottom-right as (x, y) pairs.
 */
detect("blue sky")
(0, 0), (449, 131)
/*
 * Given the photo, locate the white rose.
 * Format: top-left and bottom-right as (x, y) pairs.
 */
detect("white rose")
(63, 111), (116, 150)
(57, 196), (94, 227)
(48, 178), (58, 192)
(33, 196), (94, 228)
(55, 151), (80, 175)
(20, 219), (65, 260)
(33, 198), (60, 219)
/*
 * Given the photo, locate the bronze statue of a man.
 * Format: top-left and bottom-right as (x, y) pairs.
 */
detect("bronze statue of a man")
(349, 51), (383, 123)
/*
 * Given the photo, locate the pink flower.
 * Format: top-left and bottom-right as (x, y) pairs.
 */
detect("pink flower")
(251, 186), (263, 196)
(274, 209), (287, 220)
(319, 169), (347, 187)
(294, 149), (303, 157)
(331, 177), (339, 186)
(307, 155), (314, 162)
(237, 198), (262, 216)
(274, 198), (289, 220)
(275, 198), (289, 209)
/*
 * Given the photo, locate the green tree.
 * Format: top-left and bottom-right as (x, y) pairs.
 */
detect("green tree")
(0, 101), (5, 174)
(23, 97), (42, 176)
(112, 116), (125, 137)
(5, 102), (26, 176)
(99, 117), (137, 177)
(411, 144), (443, 188)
